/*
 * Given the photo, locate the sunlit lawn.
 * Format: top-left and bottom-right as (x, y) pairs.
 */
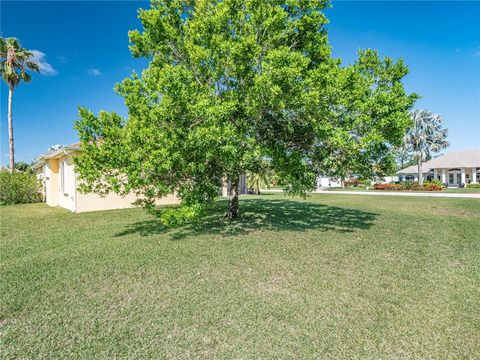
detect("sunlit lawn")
(1, 194), (479, 358)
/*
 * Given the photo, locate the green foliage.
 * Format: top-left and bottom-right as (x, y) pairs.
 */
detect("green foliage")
(425, 179), (445, 187)
(14, 161), (34, 174)
(159, 204), (205, 227)
(247, 159), (274, 194)
(0, 169), (42, 205)
(74, 0), (416, 222)
(401, 181), (416, 190)
(375, 180), (443, 191)
(394, 139), (416, 170)
(467, 183), (480, 189)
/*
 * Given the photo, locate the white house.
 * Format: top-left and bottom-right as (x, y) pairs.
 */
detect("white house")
(316, 176), (342, 189)
(397, 149), (480, 187)
(316, 175), (399, 189)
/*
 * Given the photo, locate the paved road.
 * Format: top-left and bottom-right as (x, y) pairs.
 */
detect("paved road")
(261, 189), (480, 199)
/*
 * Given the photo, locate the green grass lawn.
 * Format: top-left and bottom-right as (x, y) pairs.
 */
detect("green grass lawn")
(442, 187), (480, 193)
(1, 194), (479, 358)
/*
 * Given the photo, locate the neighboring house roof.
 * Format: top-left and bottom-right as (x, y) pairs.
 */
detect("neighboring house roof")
(397, 164), (421, 174)
(33, 144), (81, 169)
(397, 149), (480, 174)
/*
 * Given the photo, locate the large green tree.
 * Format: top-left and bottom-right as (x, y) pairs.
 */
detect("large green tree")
(75, 0), (417, 222)
(0, 37), (39, 172)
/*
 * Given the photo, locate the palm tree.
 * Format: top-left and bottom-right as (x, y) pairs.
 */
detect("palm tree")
(247, 172), (273, 195)
(247, 160), (274, 195)
(0, 37), (39, 172)
(405, 110), (448, 186)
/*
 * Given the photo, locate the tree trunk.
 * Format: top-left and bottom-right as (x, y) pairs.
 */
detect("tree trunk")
(418, 158), (423, 186)
(225, 179), (239, 219)
(8, 86), (14, 173)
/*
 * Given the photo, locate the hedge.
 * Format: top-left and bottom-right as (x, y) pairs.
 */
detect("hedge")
(374, 182), (443, 192)
(0, 170), (42, 205)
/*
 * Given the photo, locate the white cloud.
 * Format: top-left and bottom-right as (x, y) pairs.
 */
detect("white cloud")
(87, 68), (102, 76)
(30, 50), (58, 76)
(57, 55), (69, 63)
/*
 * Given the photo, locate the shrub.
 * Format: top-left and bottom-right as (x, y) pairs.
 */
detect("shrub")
(344, 178), (361, 187)
(0, 170), (42, 205)
(425, 179), (445, 187)
(410, 183), (421, 191)
(374, 182), (443, 192)
(402, 181), (415, 190)
(408, 183), (443, 191)
(467, 183), (480, 188)
(423, 183), (443, 191)
(374, 183), (403, 191)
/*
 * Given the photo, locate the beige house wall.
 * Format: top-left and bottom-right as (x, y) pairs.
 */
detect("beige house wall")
(47, 159), (60, 206)
(57, 155), (76, 212)
(38, 150), (247, 212)
(75, 191), (179, 213)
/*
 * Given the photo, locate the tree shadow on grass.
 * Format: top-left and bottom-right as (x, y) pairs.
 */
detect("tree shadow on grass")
(115, 198), (379, 241)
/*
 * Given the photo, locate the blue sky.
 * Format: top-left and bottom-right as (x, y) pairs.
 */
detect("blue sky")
(1, 1), (479, 164)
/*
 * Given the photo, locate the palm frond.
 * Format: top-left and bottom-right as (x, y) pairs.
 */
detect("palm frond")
(405, 109), (449, 163)
(0, 36), (40, 88)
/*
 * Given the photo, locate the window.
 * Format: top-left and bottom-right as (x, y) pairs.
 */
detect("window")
(60, 161), (66, 194)
(406, 175), (414, 181)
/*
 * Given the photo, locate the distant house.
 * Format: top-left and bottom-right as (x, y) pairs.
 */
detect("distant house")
(316, 176), (343, 189)
(397, 149), (480, 187)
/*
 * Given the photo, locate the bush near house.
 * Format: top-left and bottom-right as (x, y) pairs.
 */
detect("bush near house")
(374, 183), (403, 191)
(467, 183), (480, 188)
(0, 170), (42, 205)
(374, 181), (443, 192)
(422, 183), (444, 191)
(344, 179), (361, 187)
(400, 181), (416, 190)
(425, 179), (445, 187)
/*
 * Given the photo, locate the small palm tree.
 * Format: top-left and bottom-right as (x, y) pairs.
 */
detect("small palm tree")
(405, 110), (448, 186)
(248, 172), (272, 195)
(247, 160), (274, 195)
(0, 37), (39, 172)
